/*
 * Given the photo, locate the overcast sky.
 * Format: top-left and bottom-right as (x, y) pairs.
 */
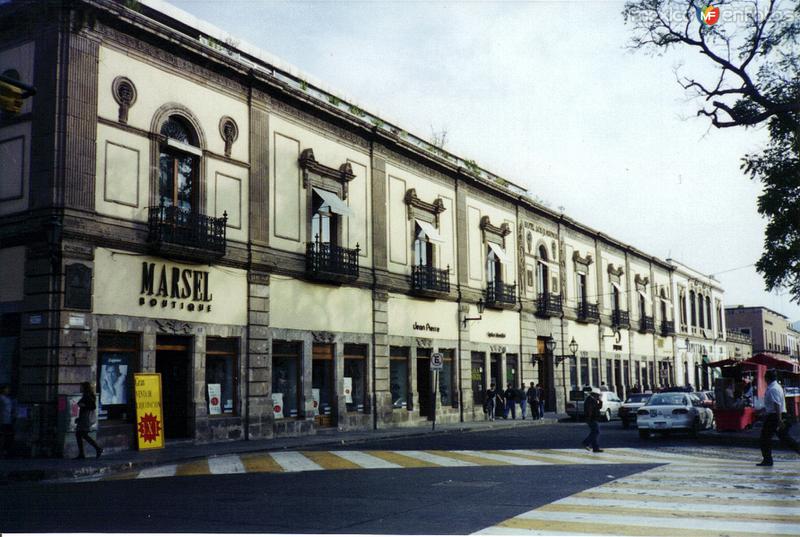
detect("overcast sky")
(167, 0), (799, 323)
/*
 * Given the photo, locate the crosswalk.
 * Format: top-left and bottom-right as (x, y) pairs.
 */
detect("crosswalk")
(476, 456), (800, 536)
(104, 447), (753, 481)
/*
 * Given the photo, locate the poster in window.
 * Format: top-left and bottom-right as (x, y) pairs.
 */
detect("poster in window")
(312, 388), (320, 417)
(100, 353), (129, 405)
(272, 393), (284, 419)
(208, 383), (222, 415)
(343, 377), (353, 403)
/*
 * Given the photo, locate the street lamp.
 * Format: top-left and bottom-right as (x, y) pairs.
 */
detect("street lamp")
(555, 337), (578, 364)
(462, 298), (485, 328)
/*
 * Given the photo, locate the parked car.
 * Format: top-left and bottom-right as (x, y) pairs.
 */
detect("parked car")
(695, 391), (715, 408)
(619, 393), (651, 428)
(637, 392), (714, 439)
(565, 386), (623, 422)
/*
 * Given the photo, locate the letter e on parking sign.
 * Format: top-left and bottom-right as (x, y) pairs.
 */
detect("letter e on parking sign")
(430, 352), (444, 371)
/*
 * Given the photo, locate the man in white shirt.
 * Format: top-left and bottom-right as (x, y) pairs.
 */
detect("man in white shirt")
(758, 369), (800, 467)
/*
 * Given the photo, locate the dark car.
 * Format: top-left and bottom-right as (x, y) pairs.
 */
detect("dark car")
(619, 392), (651, 428)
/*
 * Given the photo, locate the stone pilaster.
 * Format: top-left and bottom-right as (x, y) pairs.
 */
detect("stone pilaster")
(372, 289), (390, 427)
(245, 272), (273, 440)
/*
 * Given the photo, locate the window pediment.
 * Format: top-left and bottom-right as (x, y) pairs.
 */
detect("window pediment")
(635, 274), (649, 293)
(607, 263), (623, 285)
(404, 188), (446, 226)
(480, 215), (511, 246)
(299, 148), (355, 199)
(572, 251), (593, 271)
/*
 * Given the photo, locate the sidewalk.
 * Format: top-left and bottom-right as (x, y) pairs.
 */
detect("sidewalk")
(0, 414), (560, 483)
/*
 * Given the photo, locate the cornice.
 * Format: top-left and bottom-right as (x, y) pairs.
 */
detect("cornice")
(404, 189), (446, 225)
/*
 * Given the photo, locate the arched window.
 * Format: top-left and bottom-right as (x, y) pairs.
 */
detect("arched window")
(612, 285), (621, 312)
(536, 246), (549, 296)
(414, 224), (433, 267)
(689, 290), (696, 327)
(311, 189), (337, 245)
(159, 115), (200, 212)
(639, 293), (646, 319)
(706, 296), (712, 331)
(697, 293), (705, 329)
(660, 289), (668, 323)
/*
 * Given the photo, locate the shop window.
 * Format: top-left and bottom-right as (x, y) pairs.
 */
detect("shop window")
(312, 344), (334, 418)
(390, 346), (409, 409)
(438, 349), (456, 407)
(344, 344), (368, 413)
(97, 332), (140, 422)
(206, 338), (238, 416)
(470, 352), (484, 404)
(272, 341), (301, 419)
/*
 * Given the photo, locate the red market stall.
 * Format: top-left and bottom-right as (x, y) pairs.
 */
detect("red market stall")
(709, 354), (800, 431)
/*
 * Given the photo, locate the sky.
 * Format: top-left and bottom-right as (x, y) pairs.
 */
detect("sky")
(167, 0), (799, 323)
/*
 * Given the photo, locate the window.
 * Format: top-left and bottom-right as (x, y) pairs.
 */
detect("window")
(312, 344), (334, 417)
(0, 313), (20, 390)
(660, 297), (667, 323)
(272, 341), (301, 419)
(206, 338), (238, 415)
(622, 360), (630, 390)
(537, 246), (549, 294)
(471, 352), (484, 404)
(679, 290), (687, 325)
(591, 358), (599, 387)
(344, 344), (368, 413)
(311, 189), (338, 245)
(487, 247), (501, 283)
(390, 347), (409, 409)
(580, 356), (589, 387)
(689, 291), (696, 326)
(697, 294), (705, 328)
(414, 223), (434, 267)
(159, 115), (200, 212)
(612, 285), (621, 312)
(639, 294), (646, 319)
(97, 332), (140, 422)
(438, 349), (456, 407)
(569, 355), (578, 388)
(577, 273), (587, 306)
(506, 354), (519, 387)
(706, 297), (712, 330)
(605, 359), (613, 388)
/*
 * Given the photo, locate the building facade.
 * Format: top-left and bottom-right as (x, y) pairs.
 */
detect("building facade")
(726, 306), (799, 360)
(0, 0), (732, 457)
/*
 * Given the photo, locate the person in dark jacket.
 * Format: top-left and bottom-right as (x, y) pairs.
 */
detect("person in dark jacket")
(581, 387), (603, 453)
(503, 384), (517, 419)
(75, 382), (103, 459)
(485, 383), (499, 421)
(526, 382), (539, 420)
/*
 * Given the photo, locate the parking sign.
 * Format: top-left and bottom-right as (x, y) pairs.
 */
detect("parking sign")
(430, 352), (444, 371)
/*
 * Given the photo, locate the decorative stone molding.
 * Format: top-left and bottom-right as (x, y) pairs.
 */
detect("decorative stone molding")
(299, 148), (355, 199)
(416, 338), (433, 348)
(112, 76), (137, 124)
(480, 216), (511, 246)
(634, 274), (649, 293)
(404, 188), (446, 226)
(607, 263), (624, 277)
(219, 116), (239, 157)
(312, 331), (336, 343)
(572, 250), (593, 270)
(490, 345), (507, 353)
(248, 272), (270, 285)
(155, 320), (193, 334)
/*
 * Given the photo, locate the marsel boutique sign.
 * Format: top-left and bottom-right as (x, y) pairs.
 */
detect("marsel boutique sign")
(140, 262), (213, 313)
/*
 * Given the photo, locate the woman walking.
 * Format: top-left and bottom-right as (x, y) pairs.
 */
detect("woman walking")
(75, 382), (103, 459)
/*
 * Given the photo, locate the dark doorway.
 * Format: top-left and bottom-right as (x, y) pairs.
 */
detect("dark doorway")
(536, 338), (551, 411)
(490, 353), (502, 389)
(417, 349), (432, 418)
(312, 343), (335, 427)
(155, 336), (192, 439)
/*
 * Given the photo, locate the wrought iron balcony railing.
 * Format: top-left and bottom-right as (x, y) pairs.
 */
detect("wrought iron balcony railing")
(147, 204), (227, 260)
(612, 309), (630, 329)
(411, 265), (450, 295)
(576, 301), (600, 322)
(660, 320), (676, 336)
(306, 241), (360, 280)
(536, 293), (563, 317)
(639, 315), (655, 334)
(485, 280), (517, 308)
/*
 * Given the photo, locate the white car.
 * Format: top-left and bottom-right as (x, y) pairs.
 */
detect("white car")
(565, 386), (623, 422)
(637, 392), (714, 439)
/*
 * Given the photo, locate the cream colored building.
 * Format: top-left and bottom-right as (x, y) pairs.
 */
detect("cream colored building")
(0, 0), (730, 456)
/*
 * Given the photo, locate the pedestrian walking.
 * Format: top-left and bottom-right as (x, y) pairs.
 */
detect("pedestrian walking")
(485, 383), (499, 421)
(75, 382), (103, 459)
(536, 383), (545, 419)
(581, 387), (604, 453)
(527, 382), (539, 420)
(757, 369), (800, 467)
(503, 383), (517, 419)
(518, 386), (527, 419)
(0, 384), (15, 458)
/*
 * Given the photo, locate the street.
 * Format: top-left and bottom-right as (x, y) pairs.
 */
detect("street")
(3, 420), (799, 535)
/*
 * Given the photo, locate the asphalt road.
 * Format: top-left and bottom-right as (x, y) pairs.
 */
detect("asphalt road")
(1, 420), (794, 534)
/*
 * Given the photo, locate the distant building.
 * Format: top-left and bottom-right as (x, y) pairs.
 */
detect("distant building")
(725, 306), (798, 359)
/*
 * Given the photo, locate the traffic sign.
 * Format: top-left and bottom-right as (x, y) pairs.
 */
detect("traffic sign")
(430, 352), (443, 371)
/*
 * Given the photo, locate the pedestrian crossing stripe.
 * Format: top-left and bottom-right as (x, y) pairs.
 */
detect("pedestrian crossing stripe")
(476, 457), (800, 536)
(95, 447), (780, 481)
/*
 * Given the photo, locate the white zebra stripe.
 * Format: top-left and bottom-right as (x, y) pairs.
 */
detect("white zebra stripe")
(208, 454), (246, 475)
(137, 464), (177, 479)
(456, 450), (549, 465)
(334, 450), (401, 469)
(513, 510), (800, 535)
(557, 495), (800, 515)
(399, 450), (478, 467)
(270, 451), (323, 472)
(508, 449), (609, 465)
(584, 484), (800, 502)
(613, 475), (800, 490)
(473, 528), (602, 536)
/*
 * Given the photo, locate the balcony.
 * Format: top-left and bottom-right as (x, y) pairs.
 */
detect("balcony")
(576, 301), (600, 323)
(660, 320), (676, 337)
(411, 265), (450, 297)
(536, 293), (563, 317)
(147, 204), (227, 262)
(612, 309), (630, 329)
(638, 315), (655, 334)
(485, 280), (517, 309)
(306, 241), (360, 282)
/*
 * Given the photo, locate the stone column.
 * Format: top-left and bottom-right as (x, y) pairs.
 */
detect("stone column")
(245, 272), (272, 440)
(372, 290), (391, 428)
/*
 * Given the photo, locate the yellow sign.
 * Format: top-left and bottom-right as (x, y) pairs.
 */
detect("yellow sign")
(134, 373), (165, 450)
